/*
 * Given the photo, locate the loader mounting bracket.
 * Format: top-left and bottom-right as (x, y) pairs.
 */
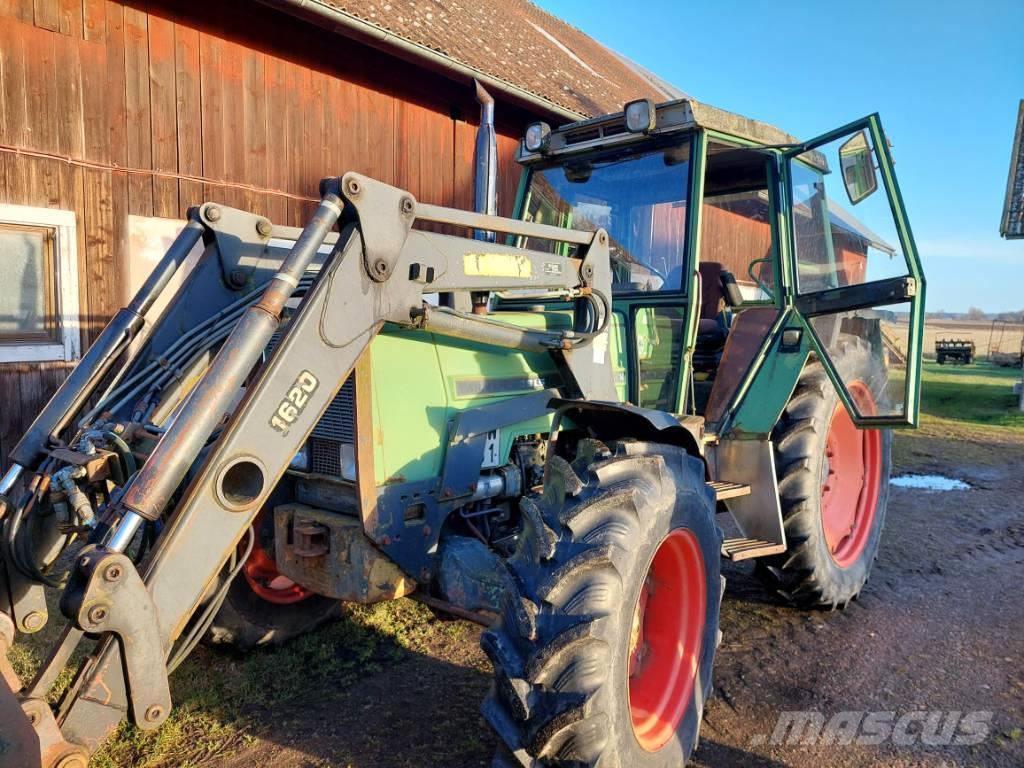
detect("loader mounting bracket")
(341, 171), (416, 282)
(60, 549), (171, 730)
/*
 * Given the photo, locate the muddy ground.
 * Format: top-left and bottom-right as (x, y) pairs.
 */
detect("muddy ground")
(194, 424), (1024, 768)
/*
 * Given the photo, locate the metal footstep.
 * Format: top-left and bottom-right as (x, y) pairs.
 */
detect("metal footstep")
(707, 480), (751, 501)
(721, 537), (786, 561)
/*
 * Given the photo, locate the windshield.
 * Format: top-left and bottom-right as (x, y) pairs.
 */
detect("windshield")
(520, 142), (692, 292)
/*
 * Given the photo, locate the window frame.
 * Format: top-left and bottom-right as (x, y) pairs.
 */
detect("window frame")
(0, 204), (80, 363)
(782, 114), (926, 428)
(517, 136), (696, 297)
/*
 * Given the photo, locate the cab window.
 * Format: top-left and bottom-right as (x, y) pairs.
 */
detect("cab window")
(521, 143), (692, 293)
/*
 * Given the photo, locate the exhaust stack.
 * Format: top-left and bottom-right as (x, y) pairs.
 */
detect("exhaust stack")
(471, 80), (498, 314)
(473, 79), (498, 233)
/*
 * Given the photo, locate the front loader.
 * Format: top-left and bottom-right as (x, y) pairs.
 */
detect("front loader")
(0, 92), (924, 767)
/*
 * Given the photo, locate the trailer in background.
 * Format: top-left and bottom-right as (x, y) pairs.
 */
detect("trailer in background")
(935, 338), (975, 365)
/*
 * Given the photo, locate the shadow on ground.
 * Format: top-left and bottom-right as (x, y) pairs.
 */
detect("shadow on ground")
(87, 425), (1024, 768)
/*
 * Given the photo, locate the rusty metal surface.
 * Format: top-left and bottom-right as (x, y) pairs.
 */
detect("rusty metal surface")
(21, 697), (89, 768)
(0, 681), (44, 768)
(49, 175), (607, 753)
(0, 611), (22, 691)
(354, 351), (379, 536)
(46, 449), (117, 485)
(1, 614), (90, 768)
(273, 504), (416, 602)
(61, 549), (171, 730)
(120, 194), (344, 522)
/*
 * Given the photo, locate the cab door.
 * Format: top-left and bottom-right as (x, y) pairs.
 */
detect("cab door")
(782, 114), (925, 427)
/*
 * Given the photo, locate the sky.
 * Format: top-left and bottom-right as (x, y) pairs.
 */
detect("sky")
(536, 0), (1024, 313)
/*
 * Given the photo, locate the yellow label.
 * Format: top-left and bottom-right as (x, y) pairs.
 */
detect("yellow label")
(463, 253), (532, 278)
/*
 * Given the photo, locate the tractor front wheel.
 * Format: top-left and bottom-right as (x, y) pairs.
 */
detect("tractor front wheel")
(207, 508), (339, 650)
(482, 440), (722, 766)
(760, 343), (891, 608)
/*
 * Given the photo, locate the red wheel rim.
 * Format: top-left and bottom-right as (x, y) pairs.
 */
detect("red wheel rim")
(821, 381), (882, 568)
(242, 513), (314, 605)
(628, 529), (706, 752)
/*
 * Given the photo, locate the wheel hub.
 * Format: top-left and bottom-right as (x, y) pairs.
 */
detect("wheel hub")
(628, 529), (706, 752)
(242, 512), (314, 605)
(820, 381), (882, 568)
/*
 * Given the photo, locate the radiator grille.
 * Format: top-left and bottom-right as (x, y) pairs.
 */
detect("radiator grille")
(268, 330), (356, 477)
(309, 436), (343, 476)
(308, 373), (356, 476)
(312, 374), (356, 443)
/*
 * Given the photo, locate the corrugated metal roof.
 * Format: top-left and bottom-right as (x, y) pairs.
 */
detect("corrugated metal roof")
(316, 0), (678, 117)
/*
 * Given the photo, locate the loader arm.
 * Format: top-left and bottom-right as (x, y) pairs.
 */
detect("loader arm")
(0, 173), (612, 766)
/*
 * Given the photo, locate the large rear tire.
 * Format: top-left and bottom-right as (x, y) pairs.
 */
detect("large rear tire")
(760, 342), (891, 608)
(482, 440), (722, 766)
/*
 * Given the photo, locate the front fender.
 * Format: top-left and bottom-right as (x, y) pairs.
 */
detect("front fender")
(549, 398), (705, 461)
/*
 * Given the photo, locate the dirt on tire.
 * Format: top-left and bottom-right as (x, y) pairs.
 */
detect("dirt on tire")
(209, 425), (1024, 768)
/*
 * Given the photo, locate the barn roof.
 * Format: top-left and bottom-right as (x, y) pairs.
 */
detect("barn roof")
(263, 0), (684, 119)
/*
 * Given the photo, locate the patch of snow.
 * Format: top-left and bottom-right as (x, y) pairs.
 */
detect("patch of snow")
(891, 474), (971, 491)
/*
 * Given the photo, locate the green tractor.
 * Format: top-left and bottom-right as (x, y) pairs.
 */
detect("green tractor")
(0, 91), (923, 767)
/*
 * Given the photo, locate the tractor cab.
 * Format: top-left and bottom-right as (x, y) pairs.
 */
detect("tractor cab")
(513, 99), (925, 434)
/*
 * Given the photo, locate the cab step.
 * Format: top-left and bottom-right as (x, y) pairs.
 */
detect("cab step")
(721, 537), (786, 561)
(707, 480), (751, 501)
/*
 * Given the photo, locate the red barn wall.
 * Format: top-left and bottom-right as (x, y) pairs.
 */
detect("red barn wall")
(0, 0), (539, 462)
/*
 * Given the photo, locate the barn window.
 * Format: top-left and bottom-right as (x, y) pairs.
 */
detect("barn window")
(0, 205), (80, 363)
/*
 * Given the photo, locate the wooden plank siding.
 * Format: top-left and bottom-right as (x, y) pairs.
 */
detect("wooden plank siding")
(0, 0), (541, 463)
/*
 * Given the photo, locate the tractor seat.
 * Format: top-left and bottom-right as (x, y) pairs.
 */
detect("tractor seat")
(694, 262), (742, 377)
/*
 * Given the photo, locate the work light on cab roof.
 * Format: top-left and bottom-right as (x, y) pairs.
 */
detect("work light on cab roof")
(624, 98), (657, 133)
(524, 120), (552, 153)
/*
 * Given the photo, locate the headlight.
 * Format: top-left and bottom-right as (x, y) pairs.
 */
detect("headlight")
(624, 99), (656, 133)
(340, 444), (357, 482)
(524, 122), (552, 153)
(289, 444), (310, 472)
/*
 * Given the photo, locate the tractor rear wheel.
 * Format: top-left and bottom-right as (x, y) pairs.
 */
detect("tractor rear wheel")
(760, 342), (891, 608)
(207, 508), (339, 650)
(482, 440), (722, 766)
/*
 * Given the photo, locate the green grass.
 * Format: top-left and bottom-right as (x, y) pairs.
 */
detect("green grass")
(918, 361), (1024, 430)
(9, 599), (458, 768)
(893, 361), (1024, 469)
(90, 599), (456, 768)
(11, 360), (1021, 767)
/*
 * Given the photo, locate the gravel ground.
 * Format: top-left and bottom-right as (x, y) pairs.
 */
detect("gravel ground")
(212, 425), (1024, 768)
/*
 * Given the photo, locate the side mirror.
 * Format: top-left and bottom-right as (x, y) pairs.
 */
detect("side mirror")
(838, 131), (878, 204)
